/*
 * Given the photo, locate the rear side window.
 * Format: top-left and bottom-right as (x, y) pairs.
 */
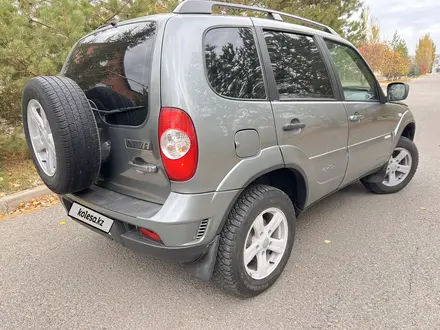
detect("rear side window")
(263, 31), (334, 100)
(63, 22), (156, 126)
(204, 27), (266, 100)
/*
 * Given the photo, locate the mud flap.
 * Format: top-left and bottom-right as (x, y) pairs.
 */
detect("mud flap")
(184, 235), (220, 281)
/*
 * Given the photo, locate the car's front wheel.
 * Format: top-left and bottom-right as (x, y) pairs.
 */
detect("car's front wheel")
(215, 184), (295, 297)
(362, 136), (419, 194)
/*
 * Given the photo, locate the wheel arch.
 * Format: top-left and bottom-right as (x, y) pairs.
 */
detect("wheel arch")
(215, 165), (308, 235)
(393, 109), (416, 147)
(401, 122), (416, 141)
(251, 166), (308, 214)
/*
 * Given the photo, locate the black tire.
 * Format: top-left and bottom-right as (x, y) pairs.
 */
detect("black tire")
(215, 184), (296, 298)
(22, 76), (101, 194)
(362, 136), (419, 194)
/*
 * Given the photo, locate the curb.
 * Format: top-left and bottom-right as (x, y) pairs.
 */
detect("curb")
(0, 186), (52, 214)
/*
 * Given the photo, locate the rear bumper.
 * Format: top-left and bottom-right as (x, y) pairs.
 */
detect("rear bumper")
(60, 185), (240, 261)
(64, 208), (215, 262)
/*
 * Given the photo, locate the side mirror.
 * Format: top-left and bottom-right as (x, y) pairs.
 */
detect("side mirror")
(387, 82), (409, 102)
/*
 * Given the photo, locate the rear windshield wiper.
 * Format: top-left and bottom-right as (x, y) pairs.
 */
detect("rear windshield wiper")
(88, 100), (145, 115)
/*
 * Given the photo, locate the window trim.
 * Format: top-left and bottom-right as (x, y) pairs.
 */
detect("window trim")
(255, 26), (340, 102)
(202, 25), (269, 102)
(62, 20), (158, 130)
(321, 37), (387, 104)
(314, 36), (344, 101)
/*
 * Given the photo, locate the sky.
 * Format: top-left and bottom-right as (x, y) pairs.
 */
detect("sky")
(365, 0), (440, 55)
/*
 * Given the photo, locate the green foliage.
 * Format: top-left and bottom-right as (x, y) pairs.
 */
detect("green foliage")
(388, 31), (409, 78)
(250, 0), (368, 46)
(0, 0), (367, 124)
(0, 125), (30, 186)
(391, 30), (408, 59)
(0, 0), (159, 124)
(0, 125), (41, 194)
(408, 62), (421, 78)
(0, 127), (29, 158)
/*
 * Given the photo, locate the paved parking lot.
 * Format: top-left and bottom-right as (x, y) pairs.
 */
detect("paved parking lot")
(1, 75), (440, 329)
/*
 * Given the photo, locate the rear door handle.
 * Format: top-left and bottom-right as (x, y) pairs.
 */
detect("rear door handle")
(348, 114), (364, 122)
(128, 158), (158, 173)
(283, 122), (306, 131)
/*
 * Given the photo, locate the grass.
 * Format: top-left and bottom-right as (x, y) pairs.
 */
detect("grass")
(0, 125), (42, 197)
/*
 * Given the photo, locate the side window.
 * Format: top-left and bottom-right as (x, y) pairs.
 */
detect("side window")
(204, 27), (266, 100)
(325, 40), (378, 101)
(263, 30), (334, 99)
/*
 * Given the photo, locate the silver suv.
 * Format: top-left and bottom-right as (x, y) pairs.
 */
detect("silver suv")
(22, 0), (418, 297)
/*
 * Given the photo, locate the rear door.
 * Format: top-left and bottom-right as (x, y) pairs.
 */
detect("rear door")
(62, 21), (171, 204)
(323, 39), (394, 185)
(255, 24), (349, 205)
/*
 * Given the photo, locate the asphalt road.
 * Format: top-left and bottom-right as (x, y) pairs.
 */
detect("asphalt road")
(2, 75), (440, 330)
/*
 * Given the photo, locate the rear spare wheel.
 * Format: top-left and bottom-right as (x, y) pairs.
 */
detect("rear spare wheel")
(22, 76), (101, 194)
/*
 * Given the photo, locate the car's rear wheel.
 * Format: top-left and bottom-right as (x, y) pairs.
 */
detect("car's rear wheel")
(215, 184), (295, 297)
(362, 136), (419, 194)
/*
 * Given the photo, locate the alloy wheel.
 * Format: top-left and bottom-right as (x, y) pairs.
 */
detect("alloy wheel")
(243, 207), (289, 280)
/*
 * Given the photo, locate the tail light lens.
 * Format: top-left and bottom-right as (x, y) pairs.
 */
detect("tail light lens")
(139, 228), (161, 242)
(158, 107), (198, 181)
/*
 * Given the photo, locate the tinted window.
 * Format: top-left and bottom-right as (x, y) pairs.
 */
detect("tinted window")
(264, 31), (333, 99)
(63, 22), (156, 126)
(204, 27), (266, 99)
(325, 40), (378, 101)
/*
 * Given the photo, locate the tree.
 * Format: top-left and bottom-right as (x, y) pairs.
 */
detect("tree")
(381, 48), (407, 80)
(0, 0), (368, 124)
(358, 22), (388, 73)
(389, 31), (409, 77)
(272, 0), (368, 46)
(217, 0), (368, 46)
(0, 0), (163, 123)
(408, 62), (421, 78)
(415, 34), (436, 75)
(390, 30), (408, 59)
(358, 23), (410, 79)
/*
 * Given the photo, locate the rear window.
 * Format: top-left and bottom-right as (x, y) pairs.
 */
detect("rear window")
(204, 27), (266, 100)
(63, 22), (156, 126)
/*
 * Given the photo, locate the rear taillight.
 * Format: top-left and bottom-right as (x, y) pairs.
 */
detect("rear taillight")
(158, 107), (198, 181)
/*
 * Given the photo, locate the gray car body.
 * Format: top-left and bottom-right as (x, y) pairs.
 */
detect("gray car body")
(60, 12), (416, 267)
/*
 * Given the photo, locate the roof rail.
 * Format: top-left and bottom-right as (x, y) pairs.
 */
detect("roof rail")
(96, 22), (117, 31)
(173, 0), (339, 36)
